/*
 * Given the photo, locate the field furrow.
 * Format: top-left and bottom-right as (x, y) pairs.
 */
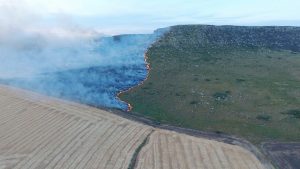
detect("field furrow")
(136, 130), (266, 169)
(0, 85), (267, 169)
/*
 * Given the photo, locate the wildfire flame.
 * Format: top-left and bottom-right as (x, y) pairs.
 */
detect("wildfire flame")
(116, 52), (151, 112)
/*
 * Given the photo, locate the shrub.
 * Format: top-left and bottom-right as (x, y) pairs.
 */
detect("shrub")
(190, 101), (198, 105)
(256, 114), (272, 121)
(236, 79), (246, 83)
(213, 92), (230, 100)
(283, 109), (300, 119)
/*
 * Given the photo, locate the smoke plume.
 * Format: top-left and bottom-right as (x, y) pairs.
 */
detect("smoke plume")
(0, 1), (166, 110)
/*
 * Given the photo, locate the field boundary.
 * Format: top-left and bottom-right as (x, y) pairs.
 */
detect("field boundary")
(101, 107), (275, 169)
(0, 84), (275, 169)
(127, 130), (154, 169)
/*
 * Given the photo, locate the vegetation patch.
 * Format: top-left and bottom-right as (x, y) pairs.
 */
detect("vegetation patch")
(256, 114), (272, 121)
(190, 100), (198, 105)
(213, 91), (230, 101)
(282, 109), (300, 119)
(121, 25), (300, 144)
(236, 79), (246, 83)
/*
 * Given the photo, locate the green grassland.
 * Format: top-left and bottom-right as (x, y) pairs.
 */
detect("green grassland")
(120, 25), (300, 144)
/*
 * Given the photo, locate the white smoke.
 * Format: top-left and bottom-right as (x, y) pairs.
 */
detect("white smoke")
(0, 0), (104, 78)
(0, 1), (166, 110)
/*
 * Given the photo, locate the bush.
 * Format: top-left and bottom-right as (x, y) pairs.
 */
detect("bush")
(236, 78), (246, 83)
(256, 114), (272, 121)
(213, 92), (230, 100)
(283, 109), (300, 119)
(190, 101), (198, 105)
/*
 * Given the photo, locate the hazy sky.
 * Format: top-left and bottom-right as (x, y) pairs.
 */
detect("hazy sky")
(1, 0), (300, 34)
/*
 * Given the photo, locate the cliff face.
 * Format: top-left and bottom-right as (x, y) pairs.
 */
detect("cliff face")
(158, 25), (300, 52)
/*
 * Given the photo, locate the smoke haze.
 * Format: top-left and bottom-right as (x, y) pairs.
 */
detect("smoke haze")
(0, 1), (166, 110)
(0, 1), (101, 78)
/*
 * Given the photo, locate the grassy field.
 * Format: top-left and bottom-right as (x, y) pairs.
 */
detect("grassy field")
(120, 25), (300, 144)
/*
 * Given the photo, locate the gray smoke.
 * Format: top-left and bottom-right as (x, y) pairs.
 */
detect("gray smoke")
(0, 1), (167, 110)
(0, 1), (101, 78)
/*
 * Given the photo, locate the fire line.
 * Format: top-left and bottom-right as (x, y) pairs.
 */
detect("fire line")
(116, 51), (151, 112)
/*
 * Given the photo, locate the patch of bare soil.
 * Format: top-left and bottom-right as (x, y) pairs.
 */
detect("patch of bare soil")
(262, 142), (300, 169)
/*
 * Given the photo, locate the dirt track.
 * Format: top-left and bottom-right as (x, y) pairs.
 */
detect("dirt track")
(262, 142), (300, 169)
(0, 85), (270, 169)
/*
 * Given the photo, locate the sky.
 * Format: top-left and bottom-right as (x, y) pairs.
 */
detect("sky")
(1, 0), (300, 35)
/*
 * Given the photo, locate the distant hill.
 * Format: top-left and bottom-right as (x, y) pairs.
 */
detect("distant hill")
(160, 25), (300, 51)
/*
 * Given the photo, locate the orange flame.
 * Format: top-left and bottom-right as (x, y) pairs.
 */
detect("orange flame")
(116, 52), (151, 112)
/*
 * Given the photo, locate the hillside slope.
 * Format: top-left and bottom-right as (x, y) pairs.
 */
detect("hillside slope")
(120, 25), (300, 144)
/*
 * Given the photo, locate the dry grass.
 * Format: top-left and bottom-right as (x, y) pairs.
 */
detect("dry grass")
(0, 85), (151, 169)
(136, 130), (265, 169)
(0, 85), (266, 169)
